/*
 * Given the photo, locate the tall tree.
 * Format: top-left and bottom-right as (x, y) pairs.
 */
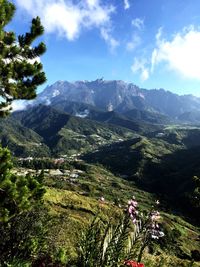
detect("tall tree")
(0, 1), (48, 264)
(0, 0), (46, 116)
(0, 0), (47, 220)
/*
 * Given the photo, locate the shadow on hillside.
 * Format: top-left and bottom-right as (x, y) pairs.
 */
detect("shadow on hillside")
(142, 145), (200, 223)
(82, 137), (143, 176)
(83, 140), (200, 222)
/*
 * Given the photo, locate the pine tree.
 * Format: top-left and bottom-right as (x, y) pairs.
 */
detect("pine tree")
(0, 147), (45, 222)
(0, 1), (48, 263)
(0, 0), (46, 116)
(0, 146), (48, 263)
(0, 0), (47, 222)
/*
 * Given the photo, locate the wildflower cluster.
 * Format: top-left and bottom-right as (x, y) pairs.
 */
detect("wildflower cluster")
(125, 196), (165, 266)
(127, 196), (164, 240)
(127, 196), (138, 224)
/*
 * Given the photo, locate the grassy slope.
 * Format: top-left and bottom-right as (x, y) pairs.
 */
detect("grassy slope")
(42, 162), (200, 266)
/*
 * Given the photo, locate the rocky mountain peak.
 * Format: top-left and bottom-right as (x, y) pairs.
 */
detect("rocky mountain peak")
(32, 79), (200, 119)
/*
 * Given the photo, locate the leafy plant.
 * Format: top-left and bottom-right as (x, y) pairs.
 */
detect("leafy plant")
(76, 196), (164, 267)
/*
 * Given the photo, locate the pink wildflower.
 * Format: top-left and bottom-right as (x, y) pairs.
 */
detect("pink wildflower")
(127, 195), (139, 224)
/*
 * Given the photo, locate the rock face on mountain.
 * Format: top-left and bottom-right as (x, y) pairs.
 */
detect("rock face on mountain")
(37, 79), (141, 112)
(35, 79), (200, 120)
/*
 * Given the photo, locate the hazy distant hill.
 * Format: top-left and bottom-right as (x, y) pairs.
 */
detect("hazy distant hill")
(123, 108), (171, 124)
(30, 79), (200, 121)
(178, 110), (200, 123)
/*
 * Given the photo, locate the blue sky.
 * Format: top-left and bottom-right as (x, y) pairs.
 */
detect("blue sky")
(9, 0), (200, 96)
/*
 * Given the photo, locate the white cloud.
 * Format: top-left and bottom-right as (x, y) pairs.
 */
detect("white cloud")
(16, 0), (116, 44)
(126, 34), (141, 51)
(43, 1), (81, 40)
(131, 58), (149, 81)
(141, 68), (149, 81)
(86, 0), (98, 8)
(151, 26), (200, 79)
(131, 18), (144, 30)
(100, 28), (119, 52)
(124, 0), (130, 10)
(11, 100), (28, 111)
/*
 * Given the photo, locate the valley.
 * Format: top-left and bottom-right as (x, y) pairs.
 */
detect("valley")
(1, 80), (200, 266)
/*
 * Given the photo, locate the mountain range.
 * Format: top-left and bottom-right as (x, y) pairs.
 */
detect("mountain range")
(1, 79), (200, 157)
(31, 79), (200, 121)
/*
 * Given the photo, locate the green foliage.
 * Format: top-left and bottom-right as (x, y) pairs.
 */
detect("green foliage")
(0, 146), (45, 222)
(52, 100), (168, 130)
(54, 247), (69, 265)
(76, 202), (166, 267)
(0, 146), (48, 265)
(0, 0), (46, 116)
(16, 157), (71, 170)
(124, 108), (171, 125)
(76, 216), (131, 267)
(31, 249), (68, 267)
(0, 206), (49, 265)
(189, 176), (200, 208)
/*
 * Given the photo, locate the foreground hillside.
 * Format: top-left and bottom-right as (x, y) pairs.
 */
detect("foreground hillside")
(14, 159), (200, 266)
(12, 124), (200, 266)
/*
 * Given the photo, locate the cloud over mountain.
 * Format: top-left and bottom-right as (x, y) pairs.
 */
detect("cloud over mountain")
(131, 58), (149, 81)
